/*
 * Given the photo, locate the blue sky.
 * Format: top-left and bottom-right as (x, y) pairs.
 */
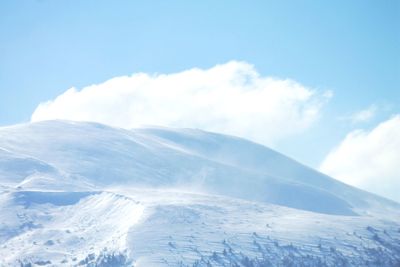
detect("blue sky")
(0, 0), (399, 176)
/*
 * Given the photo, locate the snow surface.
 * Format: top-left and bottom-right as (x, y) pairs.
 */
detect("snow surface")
(0, 120), (399, 266)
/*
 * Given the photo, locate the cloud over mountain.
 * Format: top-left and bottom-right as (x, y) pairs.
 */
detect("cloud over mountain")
(320, 115), (400, 202)
(31, 61), (330, 145)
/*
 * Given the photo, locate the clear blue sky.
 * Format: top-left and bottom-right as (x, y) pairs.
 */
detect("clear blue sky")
(0, 0), (399, 167)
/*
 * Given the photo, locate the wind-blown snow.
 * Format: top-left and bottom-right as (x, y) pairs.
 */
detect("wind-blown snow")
(0, 120), (399, 266)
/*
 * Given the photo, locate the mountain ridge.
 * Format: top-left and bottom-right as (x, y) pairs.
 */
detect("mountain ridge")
(0, 120), (398, 214)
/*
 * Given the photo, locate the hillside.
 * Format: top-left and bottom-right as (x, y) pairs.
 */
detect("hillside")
(0, 120), (399, 266)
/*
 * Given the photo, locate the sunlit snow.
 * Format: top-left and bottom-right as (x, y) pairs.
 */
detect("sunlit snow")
(0, 120), (399, 266)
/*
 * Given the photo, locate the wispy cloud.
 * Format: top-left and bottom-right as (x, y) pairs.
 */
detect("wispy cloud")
(320, 115), (400, 202)
(350, 105), (377, 123)
(340, 105), (377, 124)
(31, 61), (331, 145)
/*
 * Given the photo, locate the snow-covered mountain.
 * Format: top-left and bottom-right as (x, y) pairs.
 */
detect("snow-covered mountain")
(0, 120), (399, 266)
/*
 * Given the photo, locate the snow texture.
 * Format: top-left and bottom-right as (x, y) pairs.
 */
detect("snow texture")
(0, 120), (399, 266)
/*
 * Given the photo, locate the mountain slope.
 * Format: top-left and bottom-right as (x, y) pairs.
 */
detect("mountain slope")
(0, 120), (399, 266)
(1, 187), (399, 266)
(0, 120), (397, 215)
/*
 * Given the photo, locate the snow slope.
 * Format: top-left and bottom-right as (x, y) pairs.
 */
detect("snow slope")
(0, 120), (399, 266)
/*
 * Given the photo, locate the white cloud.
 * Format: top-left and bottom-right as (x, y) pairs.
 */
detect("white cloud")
(348, 105), (377, 123)
(31, 61), (330, 145)
(320, 115), (400, 202)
